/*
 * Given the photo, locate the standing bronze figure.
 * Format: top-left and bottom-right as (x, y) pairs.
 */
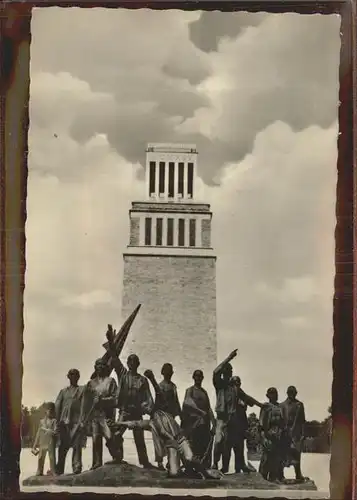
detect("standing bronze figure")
(182, 370), (215, 469)
(155, 363), (182, 469)
(55, 369), (85, 475)
(280, 386), (306, 482)
(86, 359), (120, 469)
(32, 402), (57, 476)
(258, 387), (285, 482)
(105, 327), (154, 468)
(222, 376), (262, 474)
(212, 349), (238, 470)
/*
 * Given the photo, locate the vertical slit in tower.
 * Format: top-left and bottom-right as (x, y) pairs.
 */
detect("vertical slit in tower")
(178, 218), (185, 246)
(167, 218), (174, 246)
(145, 217), (152, 245)
(149, 162), (156, 197)
(168, 162), (175, 198)
(189, 219), (196, 247)
(159, 162), (165, 194)
(178, 162), (184, 197)
(188, 162), (194, 198)
(156, 218), (163, 246)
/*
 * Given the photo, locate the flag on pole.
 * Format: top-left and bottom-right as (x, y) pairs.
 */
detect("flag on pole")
(90, 303), (141, 379)
(71, 304), (142, 443)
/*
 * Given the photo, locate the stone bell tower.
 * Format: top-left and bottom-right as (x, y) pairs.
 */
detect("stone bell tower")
(121, 143), (217, 392)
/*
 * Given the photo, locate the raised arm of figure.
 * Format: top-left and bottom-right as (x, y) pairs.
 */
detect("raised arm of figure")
(213, 349), (238, 388)
(213, 349), (238, 375)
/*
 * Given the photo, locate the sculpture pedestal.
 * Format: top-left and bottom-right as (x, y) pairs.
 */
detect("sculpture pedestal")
(23, 462), (318, 491)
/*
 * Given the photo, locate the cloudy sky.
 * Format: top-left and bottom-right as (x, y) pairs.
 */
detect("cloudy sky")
(23, 8), (340, 421)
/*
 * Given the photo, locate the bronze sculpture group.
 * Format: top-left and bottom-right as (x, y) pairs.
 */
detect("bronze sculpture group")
(31, 309), (307, 484)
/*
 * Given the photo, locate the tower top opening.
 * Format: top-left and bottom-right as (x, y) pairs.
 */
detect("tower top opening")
(145, 143), (198, 202)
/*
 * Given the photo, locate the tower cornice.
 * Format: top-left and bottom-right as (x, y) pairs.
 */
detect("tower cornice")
(146, 143), (198, 154)
(130, 201), (211, 215)
(123, 247), (216, 258)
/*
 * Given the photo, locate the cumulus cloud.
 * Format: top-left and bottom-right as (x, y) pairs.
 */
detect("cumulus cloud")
(181, 14), (341, 181)
(189, 11), (269, 52)
(30, 9), (340, 185)
(24, 8), (339, 421)
(30, 71), (116, 135)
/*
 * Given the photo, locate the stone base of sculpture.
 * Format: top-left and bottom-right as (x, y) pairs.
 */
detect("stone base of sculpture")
(23, 462), (317, 490)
